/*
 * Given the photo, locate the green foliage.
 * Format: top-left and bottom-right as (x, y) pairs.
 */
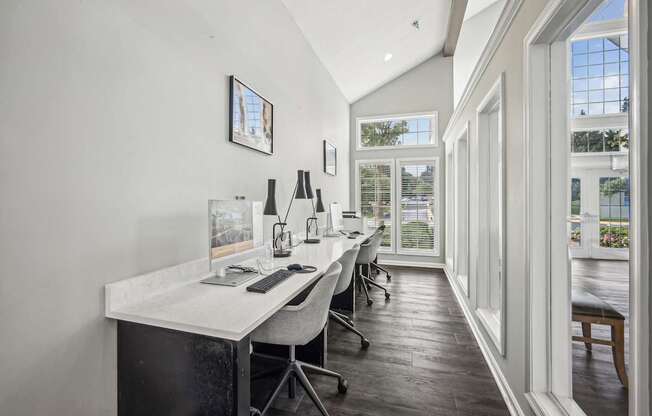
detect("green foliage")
(361, 120), (409, 147)
(600, 177), (628, 197)
(600, 225), (629, 248)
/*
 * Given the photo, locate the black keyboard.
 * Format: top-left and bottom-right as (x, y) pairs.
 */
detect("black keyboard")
(247, 269), (295, 293)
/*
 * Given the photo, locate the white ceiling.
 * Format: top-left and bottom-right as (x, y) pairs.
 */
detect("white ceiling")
(281, 0), (451, 103)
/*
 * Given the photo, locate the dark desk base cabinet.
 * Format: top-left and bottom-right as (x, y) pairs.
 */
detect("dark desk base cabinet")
(117, 321), (250, 416)
(117, 321), (328, 415)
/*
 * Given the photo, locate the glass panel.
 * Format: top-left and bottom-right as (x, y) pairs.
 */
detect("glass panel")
(400, 163), (435, 251)
(588, 130), (605, 151)
(573, 104), (588, 117)
(605, 101), (621, 114)
(574, 79), (588, 92)
(359, 163), (393, 248)
(588, 102), (604, 115)
(589, 90), (604, 102)
(360, 116), (434, 147)
(573, 91), (588, 104)
(588, 38), (604, 52)
(569, 178), (582, 247)
(604, 88), (620, 101)
(587, 65), (603, 77)
(588, 52), (604, 65)
(588, 0), (627, 22)
(599, 177), (630, 248)
(588, 77), (603, 90)
(571, 131), (588, 152)
(572, 40), (588, 54)
(574, 66), (589, 78)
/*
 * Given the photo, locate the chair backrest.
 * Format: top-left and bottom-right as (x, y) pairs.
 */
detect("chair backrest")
(334, 245), (360, 296)
(288, 261), (342, 344)
(356, 227), (384, 265)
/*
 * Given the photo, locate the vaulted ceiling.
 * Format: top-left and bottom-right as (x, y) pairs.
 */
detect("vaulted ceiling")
(281, 0), (451, 103)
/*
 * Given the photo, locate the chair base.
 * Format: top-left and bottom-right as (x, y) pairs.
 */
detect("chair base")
(356, 264), (390, 306)
(372, 261), (391, 280)
(254, 348), (347, 416)
(329, 310), (370, 348)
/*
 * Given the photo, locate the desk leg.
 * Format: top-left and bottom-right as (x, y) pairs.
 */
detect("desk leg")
(118, 321), (250, 416)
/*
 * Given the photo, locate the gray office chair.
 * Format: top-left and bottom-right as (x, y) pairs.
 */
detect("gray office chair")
(356, 228), (391, 306)
(367, 225), (391, 281)
(251, 261), (348, 416)
(329, 245), (370, 348)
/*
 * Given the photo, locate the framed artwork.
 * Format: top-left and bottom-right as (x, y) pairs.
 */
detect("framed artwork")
(323, 140), (337, 176)
(229, 76), (274, 155)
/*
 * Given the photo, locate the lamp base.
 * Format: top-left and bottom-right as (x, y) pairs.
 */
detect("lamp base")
(273, 249), (292, 258)
(304, 238), (321, 244)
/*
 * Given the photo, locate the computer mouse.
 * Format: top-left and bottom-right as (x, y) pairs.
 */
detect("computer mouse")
(348, 235), (357, 239)
(287, 263), (304, 271)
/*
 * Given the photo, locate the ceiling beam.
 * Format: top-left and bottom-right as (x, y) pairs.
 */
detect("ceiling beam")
(443, 0), (468, 57)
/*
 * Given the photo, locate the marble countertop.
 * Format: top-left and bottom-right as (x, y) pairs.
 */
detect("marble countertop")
(105, 234), (360, 341)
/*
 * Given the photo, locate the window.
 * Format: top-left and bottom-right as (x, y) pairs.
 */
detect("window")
(398, 159), (440, 255)
(475, 73), (505, 354)
(570, 128), (629, 152)
(571, 34), (629, 117)
(599, 177), (630, 248)
(357, 112), (438, 149)
(357, 160), (393, 250)
(569, 178), (582, 247)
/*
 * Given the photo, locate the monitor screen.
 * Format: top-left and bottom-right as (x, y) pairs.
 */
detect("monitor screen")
(329, 203), (343, 232)
(208, 200), (263, 262)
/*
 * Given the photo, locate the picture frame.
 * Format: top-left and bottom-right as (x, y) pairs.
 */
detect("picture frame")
(323, 140), (337, 176)
(229, 76), (274, 155)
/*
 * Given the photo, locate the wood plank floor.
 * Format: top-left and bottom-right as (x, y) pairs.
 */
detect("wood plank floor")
(572, 258), (629, 416)
(265, 266), (510, 416)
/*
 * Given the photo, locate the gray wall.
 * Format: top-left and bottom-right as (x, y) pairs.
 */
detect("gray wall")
(348, 55), (454, 266)
(0, 1), (349, 415)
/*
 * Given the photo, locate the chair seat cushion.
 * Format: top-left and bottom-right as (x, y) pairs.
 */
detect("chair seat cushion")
(572, 288), (624, 320)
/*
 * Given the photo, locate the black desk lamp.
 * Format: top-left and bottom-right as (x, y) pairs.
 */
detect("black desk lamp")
(303, 172), (324, 244)
(263, 170), (310, 257)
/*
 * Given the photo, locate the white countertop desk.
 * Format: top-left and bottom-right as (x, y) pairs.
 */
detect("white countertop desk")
(106, 235), (358, 340)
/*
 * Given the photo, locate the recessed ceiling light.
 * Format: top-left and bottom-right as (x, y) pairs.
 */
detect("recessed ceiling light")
(384, 53), (393, 62)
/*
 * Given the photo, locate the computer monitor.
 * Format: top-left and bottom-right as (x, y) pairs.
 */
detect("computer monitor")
(328, 203), (344, 233)
(208, 200), (263, 265)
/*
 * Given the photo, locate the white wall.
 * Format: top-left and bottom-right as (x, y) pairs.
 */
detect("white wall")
(453, 0), (506, 107)
(0, 1), (349, 415)
(349, 55), (453, 266)
(444, 0), (553, 413)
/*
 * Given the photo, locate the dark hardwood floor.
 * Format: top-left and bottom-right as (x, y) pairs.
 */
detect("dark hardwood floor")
(572, 258), (629, 416)
(264, 266), (510, 416)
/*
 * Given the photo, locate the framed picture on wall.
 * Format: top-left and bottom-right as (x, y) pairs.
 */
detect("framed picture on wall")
(229, 76), (274, 155)
(323, 140), (337, 176)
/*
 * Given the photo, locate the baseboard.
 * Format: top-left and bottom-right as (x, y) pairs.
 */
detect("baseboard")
(377, 259), (445, 269)
(443, 266), (527, 416)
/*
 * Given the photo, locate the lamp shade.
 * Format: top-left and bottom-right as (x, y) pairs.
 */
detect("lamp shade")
(295, 170), (307, 199)
(263, 179), (278, 216)
(315, 189), (325, 213)
(304, 171), (314, 199)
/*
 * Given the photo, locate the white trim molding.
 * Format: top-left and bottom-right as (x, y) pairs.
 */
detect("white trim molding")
(474, 72), (507, 356)
(524, 0), (649, 414)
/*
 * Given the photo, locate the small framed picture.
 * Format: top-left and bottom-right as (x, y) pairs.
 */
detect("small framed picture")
(323, 140), (337, 176)
(229, 76), (273, 155)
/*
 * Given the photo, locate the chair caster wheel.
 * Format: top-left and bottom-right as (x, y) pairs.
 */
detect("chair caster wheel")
(385, 293), (390, 300)
(361, 338), (370, 349)
(387, 275), (392, 281)
(338, 378), (349, 394)
(367, 299), (373, 306)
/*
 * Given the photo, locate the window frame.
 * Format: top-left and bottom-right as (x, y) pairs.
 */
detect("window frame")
(355, 158), (395, 253)
(395, 157), (441, 257)
(356, 111), (439, 151)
